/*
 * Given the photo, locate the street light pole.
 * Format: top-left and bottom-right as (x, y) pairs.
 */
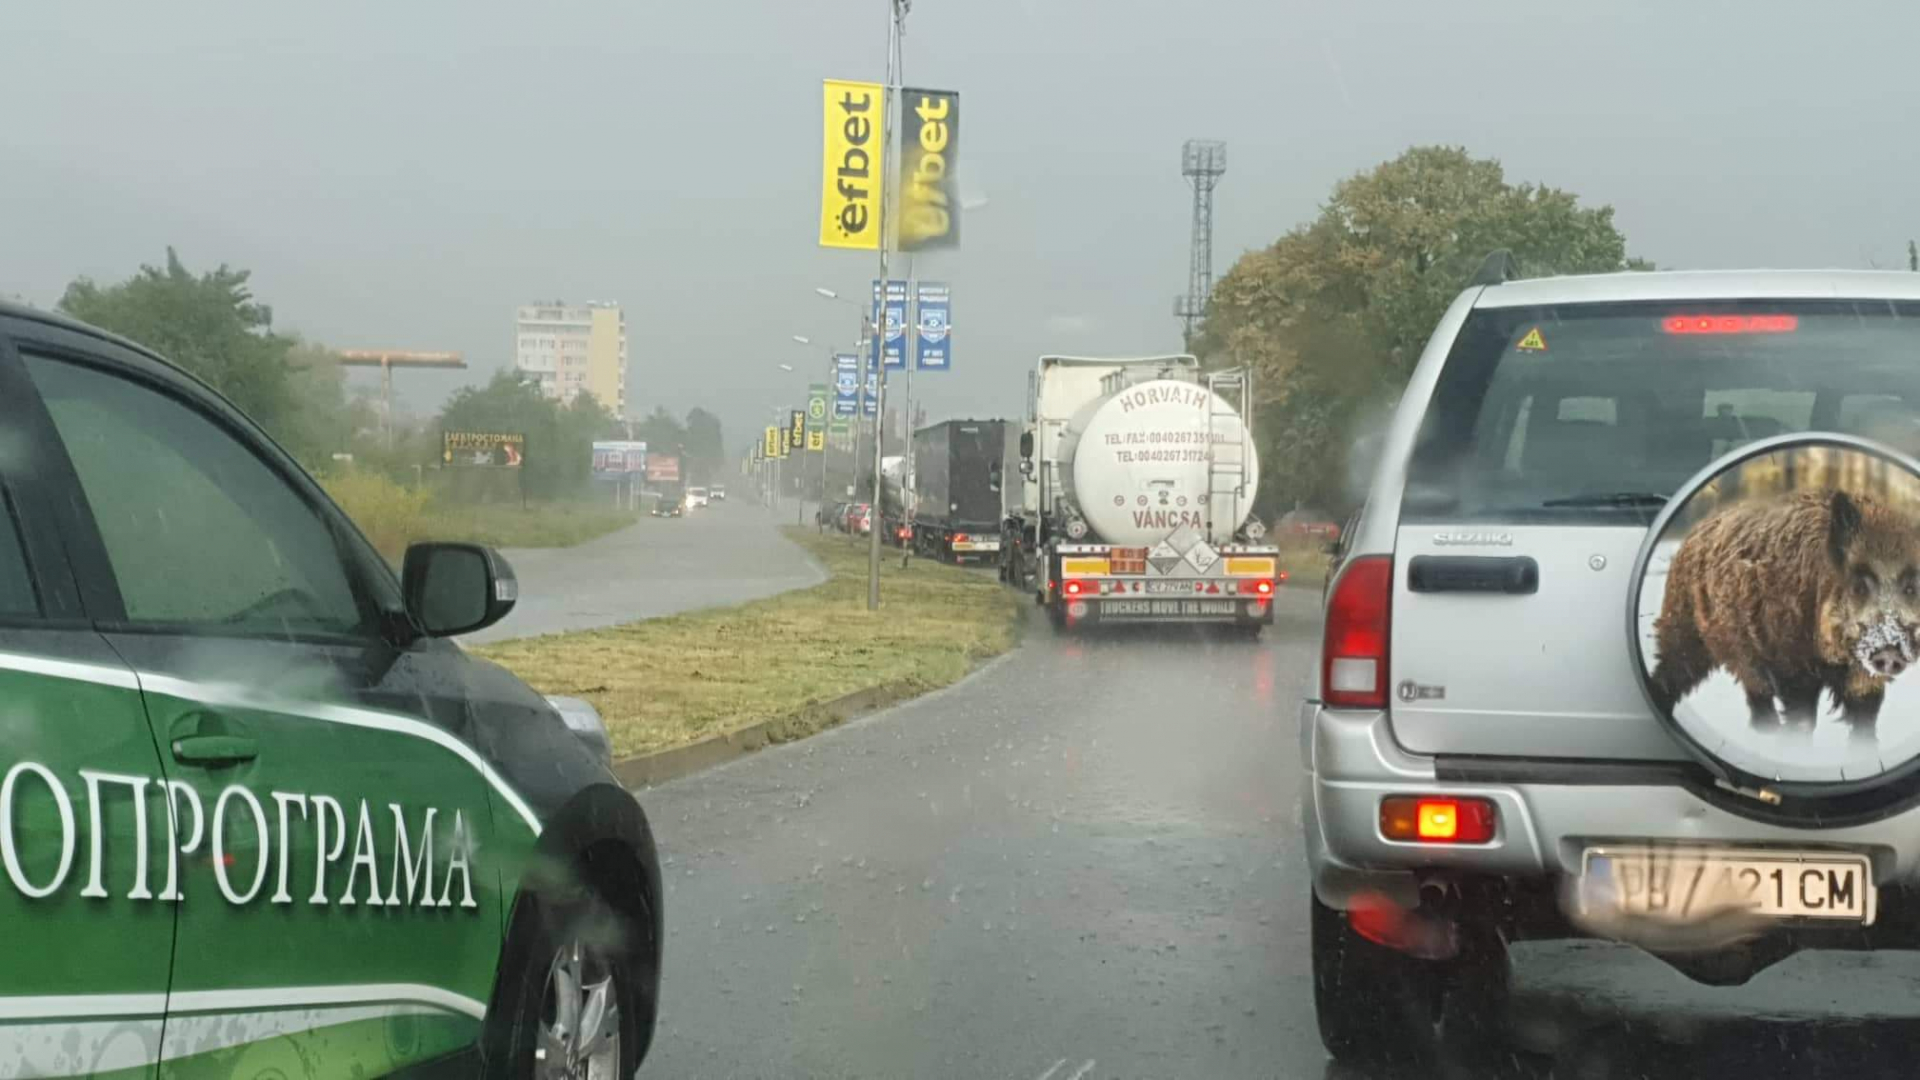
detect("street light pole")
(865, 0), (909, 611)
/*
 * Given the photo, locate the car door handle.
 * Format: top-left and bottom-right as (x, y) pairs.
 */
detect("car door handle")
(171, 734), (258, 766)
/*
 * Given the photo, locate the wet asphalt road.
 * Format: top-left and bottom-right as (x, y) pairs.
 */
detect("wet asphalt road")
(466, 499), (823, 643)
(636, 577), (1920, 1079)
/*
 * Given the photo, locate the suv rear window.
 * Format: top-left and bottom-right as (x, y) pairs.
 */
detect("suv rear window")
(1402, 299), (1920, 523)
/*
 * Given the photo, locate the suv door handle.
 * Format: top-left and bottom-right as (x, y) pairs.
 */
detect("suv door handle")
(170, 734), (258, 766)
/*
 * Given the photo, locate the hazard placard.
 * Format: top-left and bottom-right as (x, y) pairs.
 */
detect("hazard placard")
(1516, 327), (1548, 352)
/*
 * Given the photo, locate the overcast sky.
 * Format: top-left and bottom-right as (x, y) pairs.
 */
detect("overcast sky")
(5, 0), (1916, 452)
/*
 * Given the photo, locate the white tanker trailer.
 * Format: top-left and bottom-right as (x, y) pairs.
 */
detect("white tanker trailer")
(1002, 355), (1281, 634)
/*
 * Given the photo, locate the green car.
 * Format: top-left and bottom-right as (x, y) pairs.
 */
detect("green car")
(0, 301), (662, 1078)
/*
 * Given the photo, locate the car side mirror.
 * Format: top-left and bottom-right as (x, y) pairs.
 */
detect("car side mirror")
(1019, 431), (1034, 460)
(401, 542), (517, 637)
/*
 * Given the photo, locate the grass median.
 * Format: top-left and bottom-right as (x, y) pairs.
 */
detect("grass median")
(322, 469), (635, 562)
(472, 528), (1023, 760)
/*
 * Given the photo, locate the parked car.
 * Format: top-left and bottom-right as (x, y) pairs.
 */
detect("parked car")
(844, 502), (872, 535)
(0, 300), (662, 1077)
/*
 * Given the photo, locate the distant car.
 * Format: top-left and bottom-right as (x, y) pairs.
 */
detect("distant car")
(652, 498), (683, 518)
(847, 503), (873, 535)
(710, 485), (726, 502)
(686, 486), (709, 509)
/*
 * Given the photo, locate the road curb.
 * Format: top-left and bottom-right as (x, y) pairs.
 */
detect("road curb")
(613, 679), (923, 790)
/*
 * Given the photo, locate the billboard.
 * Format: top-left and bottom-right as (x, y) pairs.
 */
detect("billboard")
(915, 281), (951, 370)
(591, 440), (648, 474)
(443, 431), (525, 468)
(789, 409), (806, 455)
(645, 455), (680, 482)
(764, 426), (781, 459)
(808, 430), (825, 451)
(872, 279), (908, 370)
(819, 80), (885, 251)
(898, 88), (960, 251)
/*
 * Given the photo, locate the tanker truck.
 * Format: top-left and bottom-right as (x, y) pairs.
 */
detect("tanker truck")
(1002, 355), (1280, 634)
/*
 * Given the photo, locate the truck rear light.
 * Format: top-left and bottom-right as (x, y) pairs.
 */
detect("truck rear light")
(1237, 579), (1274, 597)
(954, 533), (969, 543)
(1062, 580), (1088, 597)
(1322, 556), (1391, 708)
(1379, 796), (1497, 844)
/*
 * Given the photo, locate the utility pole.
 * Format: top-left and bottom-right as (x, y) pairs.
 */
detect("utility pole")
(866, 0), (909, 611)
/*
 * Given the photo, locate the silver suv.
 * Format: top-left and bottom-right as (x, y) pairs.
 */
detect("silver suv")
(1305, 265), (1920, 1065)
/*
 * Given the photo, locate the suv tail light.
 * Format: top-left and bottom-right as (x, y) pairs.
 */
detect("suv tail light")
(1323, 555), (1391, 708)
(1379, 795), (1497, 844)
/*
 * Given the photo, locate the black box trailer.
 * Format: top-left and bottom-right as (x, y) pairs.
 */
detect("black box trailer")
(911, 419), (1010, 563)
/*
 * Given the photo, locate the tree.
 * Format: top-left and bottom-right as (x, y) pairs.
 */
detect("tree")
(683, 408), (725, 483)
(633, 407), (688, 461)
(60, 248), (295, 429)
(1199, 146), (1641, 514)
(437, 372), (611, 501)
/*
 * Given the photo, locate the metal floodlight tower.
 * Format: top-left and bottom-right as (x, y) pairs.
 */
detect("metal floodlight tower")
(1172, 139), (1227, 346)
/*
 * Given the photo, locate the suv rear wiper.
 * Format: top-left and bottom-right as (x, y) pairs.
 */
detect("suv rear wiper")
(1540, 491), (1670, 509)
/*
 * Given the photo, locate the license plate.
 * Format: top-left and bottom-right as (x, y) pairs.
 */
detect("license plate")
(953, 541), (997, 552)
(1144, 581), (1189, 594)
(1580, 847), (1874, 924)
(1100, 599), (1238, 618)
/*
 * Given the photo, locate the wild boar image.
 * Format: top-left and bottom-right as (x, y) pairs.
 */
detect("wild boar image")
(1648, 488), (1920, 738)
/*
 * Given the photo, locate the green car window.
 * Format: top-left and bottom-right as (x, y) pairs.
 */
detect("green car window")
(24, 354), (365, 635)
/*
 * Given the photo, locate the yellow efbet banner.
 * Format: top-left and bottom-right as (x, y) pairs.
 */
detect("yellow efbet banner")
(819, 79), (885, 250)
(808, 430), (825, 452)
(764, 426), (780, 458)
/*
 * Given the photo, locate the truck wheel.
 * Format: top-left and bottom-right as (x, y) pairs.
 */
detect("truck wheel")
(1310, 889), (1509, 1067)
(1046, 601), (1069, 633)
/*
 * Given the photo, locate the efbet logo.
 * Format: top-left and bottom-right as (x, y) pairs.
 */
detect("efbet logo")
(819, 81), (884, 250)
(899, 89), (959, 251)
(0, 761), (481, 910)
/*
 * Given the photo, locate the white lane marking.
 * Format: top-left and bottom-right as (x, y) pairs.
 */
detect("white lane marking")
(1064, 1061), (1096, 1080)
(136, 671), (542, 838)
(1034, 1059), (1068, 1080)
(0, 649), (139, 690)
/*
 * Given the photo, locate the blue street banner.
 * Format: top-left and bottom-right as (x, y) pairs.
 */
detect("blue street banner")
(914, 281), (951, 370)
(833, 353), (858, 421)
(863, 368), (879, 416)
(871, 279), (908, 370)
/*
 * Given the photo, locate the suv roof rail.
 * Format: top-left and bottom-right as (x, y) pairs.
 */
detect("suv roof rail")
(1470, 249), (1520, 286)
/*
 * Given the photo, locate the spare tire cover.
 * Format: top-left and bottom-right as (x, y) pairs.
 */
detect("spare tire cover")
(1630, 432), (1920, 800)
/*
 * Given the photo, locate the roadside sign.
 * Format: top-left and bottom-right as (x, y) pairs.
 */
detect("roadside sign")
(789, 409), (806, 454)
(808, 430), (825, 451)
(645, 455), (680, 482)
(807, 383), (828, 426)
(871, 279), (908, 369)
(443, 431), (525, 468)
(591, 439), (647, 474)
(764, 426), (780, 458)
